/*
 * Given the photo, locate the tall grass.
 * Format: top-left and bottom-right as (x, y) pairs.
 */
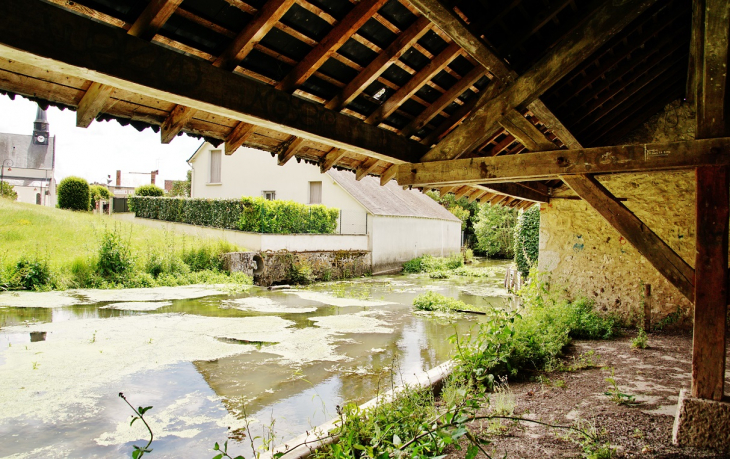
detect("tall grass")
(0, 200), (250, 290)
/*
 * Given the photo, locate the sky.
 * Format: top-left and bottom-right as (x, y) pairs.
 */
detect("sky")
(0, 95), (202, 186)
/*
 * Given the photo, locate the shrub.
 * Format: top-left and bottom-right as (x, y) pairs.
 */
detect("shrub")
(288, 259), (314, 284)
(97, 229), (134, 280)
(180, 239), (237, 272)
(57, 176), (90, 211)
(474, 204), (517, 258)
(402, 254), (463, 273)
(413, 291), (465, 312)
(89, 185), (111, 210)
(514, 205), (540, 276)
(13, 256), (51, 290)
(134, 184), (164, 197)
(0, 181), (17, 200)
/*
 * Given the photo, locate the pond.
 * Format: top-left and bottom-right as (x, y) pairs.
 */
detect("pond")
(0, 259), (512, 459)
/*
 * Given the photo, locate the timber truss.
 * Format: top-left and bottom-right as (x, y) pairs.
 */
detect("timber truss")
(0, 0), (727, 400)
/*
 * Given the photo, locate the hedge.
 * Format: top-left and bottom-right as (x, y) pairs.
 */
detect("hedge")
(129, 196), (339, 234)
(134, 184), (165, 197)
(57, 176), (90, 211)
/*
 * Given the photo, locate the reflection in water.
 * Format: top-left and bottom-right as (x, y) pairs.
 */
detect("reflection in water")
(0, 259), (512, 458)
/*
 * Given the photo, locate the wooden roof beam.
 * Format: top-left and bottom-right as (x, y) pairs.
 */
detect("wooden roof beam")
(225, 122), (256, 155)
(401, 66), (486, 138)
(75, 0), (183, 128)
(326, 16), (432, 111)
(420, 0), (658, 161)
(498, 109), (556, 152)
(365, 43), (462, 125)
(0, 0), (429, 163)
(277, 0), (389, 93)
(482, 183), (549, 203)
(320, 148), (348, 173)
(355, 158), (381, 180)
(379, 164), (397, 185)
(453, 186), (473, 200)
(397, 138), (730, 187)
(277, 137), (307, 165)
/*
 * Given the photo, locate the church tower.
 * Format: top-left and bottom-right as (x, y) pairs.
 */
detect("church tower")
(32, 106), (49, 146)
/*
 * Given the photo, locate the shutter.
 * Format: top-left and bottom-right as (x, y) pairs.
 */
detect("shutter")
(309, 181), (322, 204)
(210, 150), (221, 183)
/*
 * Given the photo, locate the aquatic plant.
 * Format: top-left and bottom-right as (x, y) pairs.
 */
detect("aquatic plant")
(119, 392), (154, 459)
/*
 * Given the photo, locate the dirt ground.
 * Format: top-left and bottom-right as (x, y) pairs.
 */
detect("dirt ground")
(446, 331), (730, 458)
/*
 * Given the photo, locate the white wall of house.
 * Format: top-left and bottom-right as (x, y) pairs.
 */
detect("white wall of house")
(370, 215), (461, 273)
(3, 166), (55, 206)
(189, 144), (364, 214)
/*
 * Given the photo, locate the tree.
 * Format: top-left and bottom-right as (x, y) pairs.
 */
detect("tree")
(57, 176), (90, 211)
(0, 181), (17, 200)
(89, 184), (111, 210)
(426, 190), (479, 244)
(514, 205), (540, 276)
(134, 184), (164, 197)
(168, 170), (191, 197)
(474, 204), (517, 258)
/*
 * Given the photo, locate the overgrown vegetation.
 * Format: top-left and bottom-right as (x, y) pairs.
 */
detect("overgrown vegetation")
(402, 254), (464, 273)
(57, 176), (90, 211)
(474, 204), (518, 258)
(514, 205), (540, 276)
(89, 184), (111, 210)
(129, 196), (340, 234)
(0, 200), (251, 291)
(309, 274), (618, 458)
(167, 170), (191, 197)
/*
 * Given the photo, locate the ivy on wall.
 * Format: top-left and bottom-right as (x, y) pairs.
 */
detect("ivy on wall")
(514, 205), (540, 276)
(129, 196), (339, 234)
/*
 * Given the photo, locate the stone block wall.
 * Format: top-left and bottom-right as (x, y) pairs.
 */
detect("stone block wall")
(254, 250), (371, 286)
(538, 99), (700, 325)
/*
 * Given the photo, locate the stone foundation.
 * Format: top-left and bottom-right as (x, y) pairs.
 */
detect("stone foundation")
(252, 250), (371, 286)
(672, 389), (730, 450)
(221, 252), (263, 277)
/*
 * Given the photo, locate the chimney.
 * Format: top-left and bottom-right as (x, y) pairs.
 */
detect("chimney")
(116, 170), (121, 186)
(151, 170), (158, 185)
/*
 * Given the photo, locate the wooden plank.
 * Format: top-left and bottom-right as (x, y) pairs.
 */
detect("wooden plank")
(696, 0), (730, 139)
(225, 122), (256, 155)
(319, 148), (348, 173)
(397, 138), (730, 187)
(379, 164), (397, 186)
(355, 157), (380, 181)
(692, 165), (729, 400)
(527, 100), (583, 149)
(420, 95), (479, 146)
(562, 174), (695, 301)
(326, 16), (431, 111)
(482, 183), (548, 203)
(686, 0), (703, 107)
(365, 43), (461, 125)
(277, 137), (306, 165)
(161, 105), (196, 144)
(128, 0), (183, 40)
(468, 190), (488, 203)
(214, 0), (296, 71)
(0, 0), (428, 163)
(498, 109), (556, 151)
(401, 66), (486, 138)
(76, 81), (114, 128)
(453, 186), (472, 200)
(420, 0), (659, 161)
(276, 0), (389, 92)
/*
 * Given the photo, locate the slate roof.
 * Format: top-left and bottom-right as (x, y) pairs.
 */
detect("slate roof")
(0, 133), (55, 170)
(327, 168), (460, 222)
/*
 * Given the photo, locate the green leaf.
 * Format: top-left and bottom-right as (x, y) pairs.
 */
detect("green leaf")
(132, 450), (141, 459)
(213, 442), (219, 451)
(465, 444), (479, 459)
(393, 434), (402, 446)
(212, 455), (223, 459)
(130, 417), (138, 427)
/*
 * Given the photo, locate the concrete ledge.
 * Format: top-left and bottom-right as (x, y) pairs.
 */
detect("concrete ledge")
(672, 389), (730, 450)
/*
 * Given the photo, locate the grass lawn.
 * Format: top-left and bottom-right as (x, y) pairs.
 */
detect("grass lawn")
(0, 199), (247, 290)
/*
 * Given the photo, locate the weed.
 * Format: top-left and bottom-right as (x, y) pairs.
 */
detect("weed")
(631, 328), (648, 349)
(13, 256), (51, 290)
(402, 254), (463, 273)
(119, 392), (154, 459)
(567, 419), (617, 459)
(429, 270), (450, 279)
(32, 361), (39, 370)
(548, 350), (603, 372)
(98, 228), (135, 281)
(212, 440), (244, 459)
(413, 291), (466, 313)
(89, 330), (97, 344)
(653, 306), (684, 331)
(604, 368), (636, 405)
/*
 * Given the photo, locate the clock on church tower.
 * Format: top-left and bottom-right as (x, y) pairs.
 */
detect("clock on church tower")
(32, 106), (49, 145)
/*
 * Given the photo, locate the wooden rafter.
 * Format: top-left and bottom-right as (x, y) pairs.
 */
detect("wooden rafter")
(320, 148), (348, 173)
(277, 137), (306, 165)
(561, 174), (694, 301)
(75, 0), (183, 129)
(498, 109), (556, 151)
(225, 122), (256, 155)
(379, 164), (397, 186)
(355, 158), (381, 181)
(397, 138), (730, 187)
(276, 0), (388, 93)
(481, 183), (548, 203)
(453, 186), (472, 200)
(326, 16), (432, 111)
(0, 0), (428, 163)
(365, 43), (462, 125)
(420, 0), (659, 162)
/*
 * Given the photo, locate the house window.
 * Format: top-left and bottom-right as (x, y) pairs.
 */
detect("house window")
(209, 150), (222, 183)
(263, 191), (276, 200)
(309, 181), (322, 204)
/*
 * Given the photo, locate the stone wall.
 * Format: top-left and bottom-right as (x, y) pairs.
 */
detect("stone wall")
(539, 100), (699, 325)
(254, 250), (371, 286)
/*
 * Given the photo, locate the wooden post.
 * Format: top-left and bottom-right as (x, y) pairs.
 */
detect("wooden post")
(643, 284), (652, 332)
(692, 166), (729, 401)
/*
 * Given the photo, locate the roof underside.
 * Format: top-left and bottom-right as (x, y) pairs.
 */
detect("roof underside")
(0, 0), (693, 208)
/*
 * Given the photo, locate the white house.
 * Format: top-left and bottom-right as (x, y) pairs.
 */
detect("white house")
(0, 106), (56, 206)
(188, 142), (462, 272)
